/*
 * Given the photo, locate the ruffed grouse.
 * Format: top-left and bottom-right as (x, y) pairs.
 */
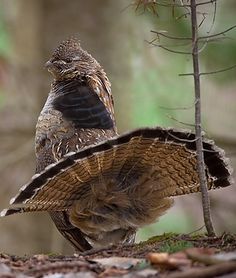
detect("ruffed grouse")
(1, 38), (232, 251)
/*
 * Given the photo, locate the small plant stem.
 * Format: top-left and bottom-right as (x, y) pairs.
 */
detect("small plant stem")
(190, 0), (215, 237)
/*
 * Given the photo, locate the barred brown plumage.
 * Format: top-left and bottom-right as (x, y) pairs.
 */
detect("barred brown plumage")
(1, 38), (233, 251)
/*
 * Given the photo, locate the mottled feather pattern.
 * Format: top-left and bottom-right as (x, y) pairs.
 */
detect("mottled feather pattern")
(1, 38), (233, 251)
(2, 127), (232, 212)
(87, 72), (116, 126)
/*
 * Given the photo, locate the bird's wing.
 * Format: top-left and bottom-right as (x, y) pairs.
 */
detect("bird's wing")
(87, 71), (116, 128)
(53, 79), (115, 129)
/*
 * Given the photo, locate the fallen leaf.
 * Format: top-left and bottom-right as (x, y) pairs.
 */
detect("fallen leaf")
(33, 254), (49, 261)
(147, 252), (169, 264)
(93, 257), (143, 270)
(147, 252), (189, 270)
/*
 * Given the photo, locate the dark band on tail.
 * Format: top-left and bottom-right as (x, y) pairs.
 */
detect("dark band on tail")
(1, 127), (233, 217)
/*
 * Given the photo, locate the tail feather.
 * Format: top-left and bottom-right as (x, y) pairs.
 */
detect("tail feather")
(1, 127), (233, 225)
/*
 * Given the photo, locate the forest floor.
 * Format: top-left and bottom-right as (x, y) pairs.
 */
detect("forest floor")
(1, 233), (236, 278)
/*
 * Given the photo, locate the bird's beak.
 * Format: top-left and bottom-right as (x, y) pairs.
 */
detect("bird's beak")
(45, 60), (53, 69)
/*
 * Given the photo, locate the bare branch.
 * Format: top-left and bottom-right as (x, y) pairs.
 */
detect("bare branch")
(166, 114), (195, 127)
(200, 64), (236, 76)
(148, 42), (191, 54)
(190, 0), (215, 237)
(197, 1), (216, 53)
(198, 12), (207, 28)
(152, 40), (193, 47)
(209, 0), (217, 32)
(150, 30), (192, 40)
(198, 25), (236, 40)
(180, 64), (236, 77)
(158, 100), (196, 110)
(196, 0), (217, 6)
(179, 72), (194, 76)
(167, 131), (197, 143)
(175, 11), (190, 20)
(198, 36), (232, 43)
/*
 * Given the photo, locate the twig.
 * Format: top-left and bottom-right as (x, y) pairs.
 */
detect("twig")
(186, 225), (205, 235)
(179, 64), (236, 77)
(198, 12), (206, 28)
(198, 24), (236, 40)
(158, 101), (196, 110)
(200, 64), (236, 76)
(196, 0), (217, 6)
(80, 246), (116, 256)
(197, 0), (216, 53)
(149, 43), (191, 54)
(190, 0), (215, 237)
(198, 36), (233, 43)
(166, 131), (197, 143)
(208, 0), (216, 34)
(175, 11), (190, 20)
(150, 30), (192, 40)
(166, 114), (195, 127)
(179, 72), (194, 76)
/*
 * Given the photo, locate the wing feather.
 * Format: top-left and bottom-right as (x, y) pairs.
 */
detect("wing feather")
(53, 80), (114, 129)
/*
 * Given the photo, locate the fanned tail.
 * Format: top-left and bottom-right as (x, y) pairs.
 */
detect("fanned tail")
(1, 127), (233, 230)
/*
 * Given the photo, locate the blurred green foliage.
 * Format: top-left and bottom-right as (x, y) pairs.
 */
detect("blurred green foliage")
(137, 210), (194, 242)
(159, 240), (193, 253)
(131, 57), (194, 128)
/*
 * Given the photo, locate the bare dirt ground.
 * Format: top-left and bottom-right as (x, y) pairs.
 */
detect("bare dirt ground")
(1, 233), (236, 277)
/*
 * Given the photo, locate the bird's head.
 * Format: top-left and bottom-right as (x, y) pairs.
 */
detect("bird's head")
(45, 38), (99, 81)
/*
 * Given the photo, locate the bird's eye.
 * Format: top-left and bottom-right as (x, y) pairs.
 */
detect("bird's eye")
(57, 60), (67, 65)
(64, 58), (72, 63)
